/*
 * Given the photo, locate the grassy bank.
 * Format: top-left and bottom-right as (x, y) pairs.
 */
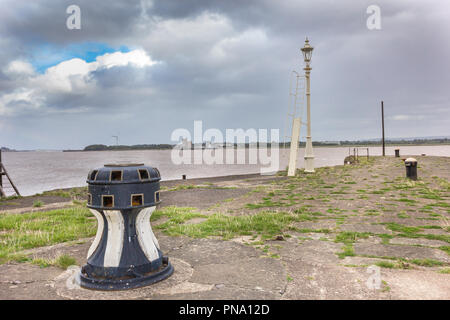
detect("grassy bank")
(0, 207), (95, 264)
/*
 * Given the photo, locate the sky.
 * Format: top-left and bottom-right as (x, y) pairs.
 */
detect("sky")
(0, 0), (449, 150)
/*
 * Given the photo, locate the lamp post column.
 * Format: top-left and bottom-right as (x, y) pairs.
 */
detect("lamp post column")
(304, 63), (315, 173)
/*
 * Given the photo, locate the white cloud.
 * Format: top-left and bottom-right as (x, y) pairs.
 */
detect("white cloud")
(95, 49), (155, 69)
(4, 60), (35, 75)
(0, 49), (157, 115)
(0, 89), (39, 116)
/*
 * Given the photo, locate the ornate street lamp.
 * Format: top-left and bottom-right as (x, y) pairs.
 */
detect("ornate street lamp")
(301, 38), (315, 173)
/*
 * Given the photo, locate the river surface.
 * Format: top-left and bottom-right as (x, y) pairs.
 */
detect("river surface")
(1, 145), (449, 196)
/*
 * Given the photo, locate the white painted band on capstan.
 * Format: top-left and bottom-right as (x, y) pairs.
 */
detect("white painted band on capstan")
(103, 210), (124, 267)
(135, 206), (160, 262)
(87, 209), (105, 259)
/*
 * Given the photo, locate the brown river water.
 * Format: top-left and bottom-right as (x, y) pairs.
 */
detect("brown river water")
(1, 145), (449, 196)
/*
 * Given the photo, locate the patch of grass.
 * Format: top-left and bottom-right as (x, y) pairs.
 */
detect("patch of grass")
(33, 200), (44, 208)
(153, 206), (315, 240)
(378, 234), (394, 245)
(337, 244), (355, 259)
(245, 199), (289, 209)
(438, 246), (450, 256)
(166, 184), (237, 192)
(397, 212), (410, 219)
(429, 213), (442, 217)
(395, 198), (417, 204)
(335, 231), (370, 245)
(151, 206), (207, 226)
(54, 254), (77, 269)
(382, 280), (391, 292)
(382, 222), (450, 243)
(297, 228), (331, 234)
(383, 223), (421, 234)
(420, 225), (442, 230)
(31, 257), (52, 268)
(365, 210), (381, 216)
(32, 254), (77, 269)
(410, 259), (444, 267)
(430, 202), (450, 208)
(439, 268), (450, 274)
(0, 207), (96, 264)
(375, 261), (396, 268)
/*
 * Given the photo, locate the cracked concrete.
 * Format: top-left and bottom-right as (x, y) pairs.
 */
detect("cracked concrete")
(0, 156), (449, 299)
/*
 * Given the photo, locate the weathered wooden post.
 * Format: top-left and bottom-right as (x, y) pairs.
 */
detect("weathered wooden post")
(0, 149), (21, 197)
(0, 149), (4, 197)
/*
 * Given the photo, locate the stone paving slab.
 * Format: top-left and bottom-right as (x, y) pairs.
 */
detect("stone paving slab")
(381, 269), (450, 299)
(275, 239), (342, 264)
(338, 223), (392, 234)
(150, 286), (280, 300)
(281, 260), (387, 300)
(389, 237), (449, 247)
(354, 243), (450, 263)
(190, 258), (286, 292)
(167, 238), (261, 266)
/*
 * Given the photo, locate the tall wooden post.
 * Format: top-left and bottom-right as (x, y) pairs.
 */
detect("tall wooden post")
(0, 149), (4, 197)
(0, 149), (2, 189)
(0, 149), (20, 197)
(381, 101), (385, 156)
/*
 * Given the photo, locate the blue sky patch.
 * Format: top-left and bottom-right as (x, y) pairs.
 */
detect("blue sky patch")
(31, 42), (131, 73)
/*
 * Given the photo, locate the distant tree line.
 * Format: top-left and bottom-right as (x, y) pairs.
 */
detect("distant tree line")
(337, 138), (450, 146)
(83, 144), (174, 151)
(80, 138), (450, 151)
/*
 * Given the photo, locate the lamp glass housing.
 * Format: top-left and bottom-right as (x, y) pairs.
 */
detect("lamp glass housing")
(301, 38), (314, 64)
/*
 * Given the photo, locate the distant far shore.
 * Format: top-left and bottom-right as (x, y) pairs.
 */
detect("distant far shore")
(64, 141), (450, 152)
(2, 140), (450, 153)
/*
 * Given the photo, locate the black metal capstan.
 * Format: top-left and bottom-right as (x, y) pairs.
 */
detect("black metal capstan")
(79, 163), (173, 291)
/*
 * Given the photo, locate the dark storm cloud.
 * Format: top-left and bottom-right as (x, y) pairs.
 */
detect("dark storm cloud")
(1, 0), (142, 45)
(0, 0), (449, 149)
